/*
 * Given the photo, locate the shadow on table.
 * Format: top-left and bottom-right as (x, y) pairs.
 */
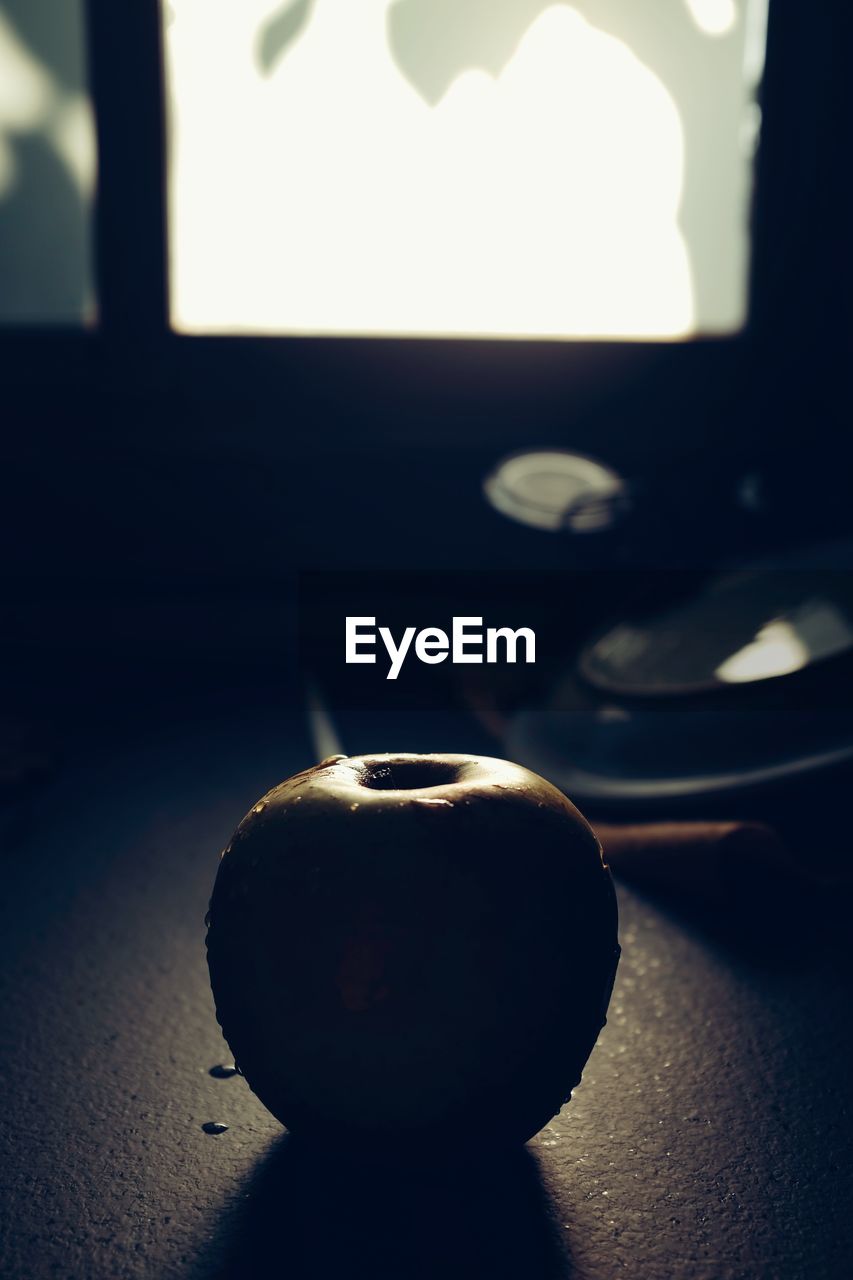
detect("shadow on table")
(645, 871), (853, 988)
(611, 825), (849, 972)
(194, 1134), (574, 1279)
(622, 869), (831, 972)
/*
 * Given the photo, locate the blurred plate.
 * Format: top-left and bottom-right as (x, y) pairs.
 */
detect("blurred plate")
(507, 703), (853, 810)
(579, 570), (853, 698)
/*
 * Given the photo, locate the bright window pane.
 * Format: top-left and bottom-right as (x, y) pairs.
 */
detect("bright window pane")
(0, 0), (97, 324)
(164, 0), (768, 339)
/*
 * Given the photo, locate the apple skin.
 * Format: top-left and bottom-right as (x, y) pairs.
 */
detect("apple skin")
(206, 753), (619, 1151)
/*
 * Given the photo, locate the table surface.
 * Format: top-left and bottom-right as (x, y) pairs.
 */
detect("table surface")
(2, 693), (852, 1280)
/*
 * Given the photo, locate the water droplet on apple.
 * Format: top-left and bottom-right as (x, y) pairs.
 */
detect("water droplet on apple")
(201, 1121), (229, 1135)
(252, 802), (267, 815)
(209, 1063), (239, 1079)
(350, 803), (360, 811)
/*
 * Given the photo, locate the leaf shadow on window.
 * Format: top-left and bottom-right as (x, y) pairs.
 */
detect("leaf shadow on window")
(0, 0), (92, 323)
(256, 0), (316, 76)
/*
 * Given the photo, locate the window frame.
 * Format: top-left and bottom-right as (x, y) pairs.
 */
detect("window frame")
(2, 1), (849, 464)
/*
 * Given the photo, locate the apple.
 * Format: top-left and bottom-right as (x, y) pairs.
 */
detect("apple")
(206, 753), (619, 1151)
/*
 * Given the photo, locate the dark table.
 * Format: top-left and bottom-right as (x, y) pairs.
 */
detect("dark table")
(2, 687), (852, 1279)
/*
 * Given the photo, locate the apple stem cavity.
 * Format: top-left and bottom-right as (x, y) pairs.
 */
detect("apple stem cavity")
(361, 761), (460, 791)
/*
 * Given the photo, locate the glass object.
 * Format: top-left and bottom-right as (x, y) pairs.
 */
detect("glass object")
(484, 449), (629, 532)
(579, 572), (853, 696)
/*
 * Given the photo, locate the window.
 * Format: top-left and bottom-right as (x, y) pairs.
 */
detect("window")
(164, 0), (768, 339)
(0, 0), (96, 324)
